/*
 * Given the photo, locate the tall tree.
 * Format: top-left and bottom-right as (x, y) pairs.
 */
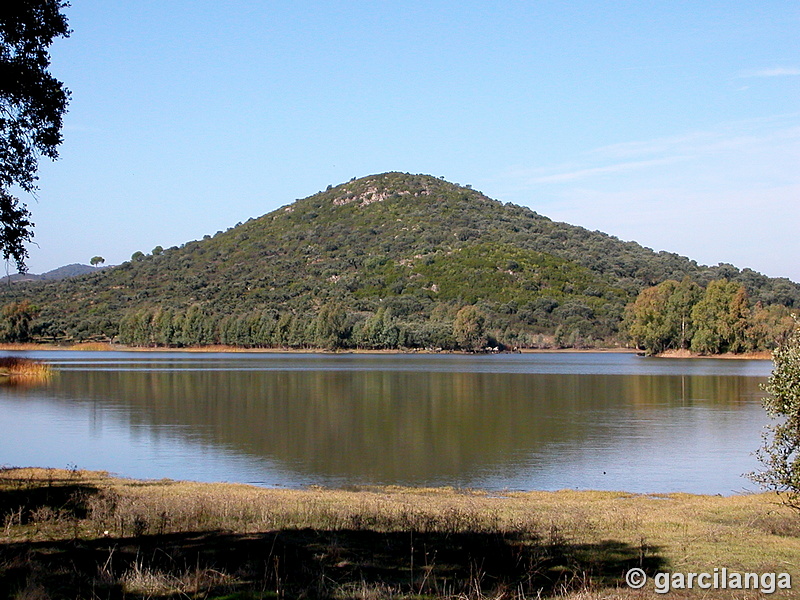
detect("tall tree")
(0, 299), (38, 341)
(1, 1), (70, 271)
(453, 305), (486, 351)
(625, 280), (677, 354)
(691, 280), (749, 354)
(665, 277), (703, 350)
(747, 302), (795, 351)
(726, 285), (751, 353)
(624, 279), (702, 355)
(313, 302), (349, 349)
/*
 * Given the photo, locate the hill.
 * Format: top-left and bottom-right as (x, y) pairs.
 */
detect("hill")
(0, 263), (99, 284)
(2, 172), (798, 349)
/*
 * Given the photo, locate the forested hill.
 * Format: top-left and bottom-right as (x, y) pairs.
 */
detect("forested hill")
(3, 172), (799, 349)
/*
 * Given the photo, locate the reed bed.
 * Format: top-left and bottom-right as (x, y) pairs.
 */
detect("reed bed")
(0, 356), (52, 383)
(68, 341), (117, 351)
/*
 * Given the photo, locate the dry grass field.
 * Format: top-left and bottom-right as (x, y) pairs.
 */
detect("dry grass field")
(1, 468), (798, 599)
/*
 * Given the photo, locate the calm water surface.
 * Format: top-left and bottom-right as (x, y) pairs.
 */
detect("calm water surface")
(0, 351), (772, 494)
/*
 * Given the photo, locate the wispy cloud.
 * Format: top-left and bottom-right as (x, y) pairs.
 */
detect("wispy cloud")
(586, 132), (712, 160)
(509, 116), (800, 188)
(494, 114), (800, 282)
(530, 157), (687, 184)
(738, 67), (800, 78)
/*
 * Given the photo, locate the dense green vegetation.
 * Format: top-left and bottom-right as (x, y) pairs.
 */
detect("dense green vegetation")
(2, 172), (798, 350)
(624, 278), (796, 355)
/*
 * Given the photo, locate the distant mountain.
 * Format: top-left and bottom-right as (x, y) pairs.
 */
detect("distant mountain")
(2, 172), (798, 348)
(1, 263), (101, 284)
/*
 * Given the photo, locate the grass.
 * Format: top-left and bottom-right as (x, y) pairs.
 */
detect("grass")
(0, 342), (117, 352)
(0, 357), (52, 384)
(1, 468), (798, 599)
(68, 342), (117, 351)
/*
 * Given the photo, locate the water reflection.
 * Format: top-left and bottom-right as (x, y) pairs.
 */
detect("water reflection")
(0, 353), (769, 493)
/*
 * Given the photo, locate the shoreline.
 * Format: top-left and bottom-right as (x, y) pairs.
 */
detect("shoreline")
(0, 341), (634, 354)
(0, 466), (758, 497)
(0, 342), (773, 359)
(655, 348), (773, 360)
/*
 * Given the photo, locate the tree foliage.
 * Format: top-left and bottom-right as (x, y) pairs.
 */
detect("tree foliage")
(690, 280), (749, 354)
(453, 305), (486, 351)
(626, 278), (792, 355)
(0, 0), (70, 271)
(0, 299), (38, 341)
(624, 278), (702, 355)
(750, 320), (800, 506)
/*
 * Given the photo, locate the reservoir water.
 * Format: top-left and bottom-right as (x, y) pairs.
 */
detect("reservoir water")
(0, 351), (772, 494)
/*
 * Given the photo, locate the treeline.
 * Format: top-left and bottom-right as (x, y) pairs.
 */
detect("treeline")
(118, 304), (501, 351)
(116, 301), (610, 352)
(624, 278), (795, 355)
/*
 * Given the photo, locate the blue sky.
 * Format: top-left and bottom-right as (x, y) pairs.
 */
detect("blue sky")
(23, 1), (800, 282)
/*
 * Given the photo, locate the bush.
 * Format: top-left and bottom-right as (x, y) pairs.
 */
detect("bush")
(750, 319), (800, 505)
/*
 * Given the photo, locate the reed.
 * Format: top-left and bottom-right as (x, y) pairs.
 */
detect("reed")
(68, 341), (116, 351)
(0, 356), (52, 382)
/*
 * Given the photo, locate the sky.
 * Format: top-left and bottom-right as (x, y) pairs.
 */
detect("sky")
(20, 1), (800, 282)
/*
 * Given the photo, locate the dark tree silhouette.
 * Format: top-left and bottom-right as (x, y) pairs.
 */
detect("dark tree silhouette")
(0, 1), (70, 271)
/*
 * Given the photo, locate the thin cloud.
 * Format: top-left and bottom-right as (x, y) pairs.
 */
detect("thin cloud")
(499, 116), (800, 202)
(587, 132), (712, 160)
(583, 118), (800, 166)
(530, 157), (687, 184)
(738, 67), (800, 78)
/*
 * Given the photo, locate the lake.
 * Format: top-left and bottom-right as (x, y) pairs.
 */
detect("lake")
(0, 351), (773, 494)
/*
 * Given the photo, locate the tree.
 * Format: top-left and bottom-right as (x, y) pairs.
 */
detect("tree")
(726, 284), (751, 353)
(312, 302), (349, 349)
(453, 305), (486, 351)
(666, 277), (703, 350)
(750, 320), (800, 506)
(747, 302), (795, 351)
(359, 308), (386, 348)
(625, 280), (680, 355)
(624, 278), (702, 355)
(1, 1), (71, 271)
(0, 299), (39, 342)
(691, 280), (749, 354)
(90, 255), (104, 267)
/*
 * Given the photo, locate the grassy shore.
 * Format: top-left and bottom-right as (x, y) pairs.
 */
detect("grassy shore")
(1, 468), (797, 599)
(656, 349), (773, 360)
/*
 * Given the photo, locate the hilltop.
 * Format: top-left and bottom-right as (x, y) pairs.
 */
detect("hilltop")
(0, 263), (99, 283)
(2, 172), (798, 349)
